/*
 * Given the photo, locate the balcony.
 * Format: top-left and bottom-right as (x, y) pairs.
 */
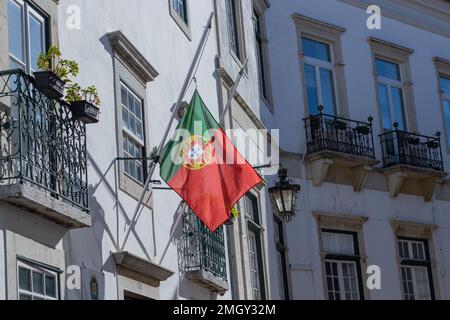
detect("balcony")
(0, 69), (90, 228)
(380, 123), (446, 201)
(179, 210), (228, 294)
(303, 107), (379, 191)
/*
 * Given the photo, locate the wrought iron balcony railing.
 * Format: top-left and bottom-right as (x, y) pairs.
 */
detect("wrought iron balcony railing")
(380, 123), (444, 172)
(304, 106), (376, 159)
(180, 210), (227, 282)
(0, 69), (88, 211)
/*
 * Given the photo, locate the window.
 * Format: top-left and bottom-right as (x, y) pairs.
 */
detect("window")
(17, 260), (59, 300)
(245, 194), (266, 300)
(439, 76), (450, 148)
(369, 38), (416, 131)
(321, 230), (364, 300)
(253, 9), (270, 102)
(274, 215), (290, 299)
(376, 58), (407, 131)
(398, 238), (435, 300)
(121, 83), (146, 183)
(169, 0), (190, 39)
(302, 37), (337, 115)
(8, 0), (48, 73)
(226, 0), (245, 61)
(171, 0), (188, 25)
(293, 15), (347, 117)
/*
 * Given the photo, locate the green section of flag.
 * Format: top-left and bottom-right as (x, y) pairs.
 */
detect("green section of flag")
(159, 91), (220, 182)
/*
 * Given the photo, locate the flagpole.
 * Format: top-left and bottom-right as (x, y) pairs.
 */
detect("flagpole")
(120, 12), (215, 251)
(157, 59), (249, 266)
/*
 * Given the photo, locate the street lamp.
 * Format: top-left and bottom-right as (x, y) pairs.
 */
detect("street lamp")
(268, 168), (301, 223)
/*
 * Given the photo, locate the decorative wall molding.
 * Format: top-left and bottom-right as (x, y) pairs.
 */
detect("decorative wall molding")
(107, 31), (159, 84)
(339, 0), (450, 39)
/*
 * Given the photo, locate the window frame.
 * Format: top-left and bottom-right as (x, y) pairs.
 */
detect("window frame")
(7, 0), (49, 74)
(273, 215), (290, 300)
(252, 3), (272, 109)
(321, 229), (365, 300)
(368, 37), (416, 132)
(397, 237), (435, 300)
(302, 36), (338, 116)
(375, 57), (408, 131)
(244, 193), (267, 300)
(226, 0), (246, 64)
(315, 213), (369, 300)
(391, 220), (439, 300)
(16, 258), (60, 300)
(169, 0), (191, 40)
(434, 57), (450, 153)
(293, 14), (347, 118)
(120, 81), (147, 184)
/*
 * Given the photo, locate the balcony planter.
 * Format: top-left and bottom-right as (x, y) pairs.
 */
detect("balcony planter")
(426, 141), (439, 149)
(408, 137), (420, 145)
(33, 71), (65, 99)
(334, 120), (347, 130)
(356, 125), (370, 135)
(70, 101), (100, 124)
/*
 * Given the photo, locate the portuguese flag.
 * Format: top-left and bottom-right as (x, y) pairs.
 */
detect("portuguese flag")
(160, 91), (262, 232)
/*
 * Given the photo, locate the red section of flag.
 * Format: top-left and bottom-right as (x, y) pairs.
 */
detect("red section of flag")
(167, 129), (261, 232)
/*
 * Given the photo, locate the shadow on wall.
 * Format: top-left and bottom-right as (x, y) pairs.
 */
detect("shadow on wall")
(63, 188), (107, 300)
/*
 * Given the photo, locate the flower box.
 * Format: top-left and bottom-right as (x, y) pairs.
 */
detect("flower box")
(33, 71), (65, 99)
(71, 101), (100, 124)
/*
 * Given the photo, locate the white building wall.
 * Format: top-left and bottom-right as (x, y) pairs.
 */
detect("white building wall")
(264, 0), (450, 300)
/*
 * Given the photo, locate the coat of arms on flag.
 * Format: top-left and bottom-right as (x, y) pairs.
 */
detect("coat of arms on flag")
(160, 91), (262, 231)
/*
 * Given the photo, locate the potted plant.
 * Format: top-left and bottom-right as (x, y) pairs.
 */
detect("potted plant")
(356, 125), (370, 135)
(426, 141), (439, 149)
(224, 206), (240, 226)
(408, 135), (420, 145)
(66, 84), (101, 124)
(35, 46), (79, 99)
(333, 119), (347, 130)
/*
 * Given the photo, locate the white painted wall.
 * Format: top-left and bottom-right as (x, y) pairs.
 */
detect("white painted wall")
(263, 0), (450, 299)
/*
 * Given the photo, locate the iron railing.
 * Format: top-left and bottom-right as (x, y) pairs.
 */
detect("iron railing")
(380, 123), (444, 171)
(0, 69), (88, 211)
(180, 210), (227, 281)
(304, 106), (376, 159)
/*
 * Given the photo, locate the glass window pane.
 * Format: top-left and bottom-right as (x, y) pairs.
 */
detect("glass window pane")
(127, 93), (134, 113)
(121, 86), (127, 106)
(441, 76), (450, 96)
(28, 14), (45, 72)
(122, 109), (128, 128)
(443, 100), (450, 148)
(302, 37), (331, 62)
(414, 267), (431, 300)
(18, 267), (31, 291)
(45, 275), (56, 298)
(378, 84), (392, 130)
(322, 232), (355, 255)
(376, 59), (401, 81)
(320, 68), (336, 115)
(8, 0), (24, 62)
(32, 271), (44, 294)
(135, 100), (142, 119)
(391, 87), (406, 130)
(304, 64), (319, 115)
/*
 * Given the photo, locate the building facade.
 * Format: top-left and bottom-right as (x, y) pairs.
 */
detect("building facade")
(0, 0), (449, 300)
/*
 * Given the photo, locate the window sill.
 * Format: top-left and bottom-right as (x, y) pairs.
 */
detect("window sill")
(119, 172), (153, 208)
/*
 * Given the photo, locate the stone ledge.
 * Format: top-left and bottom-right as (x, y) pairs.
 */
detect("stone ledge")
(112, 251), (174, 287)
(0, 182), (91, 229)
(186, 269), (229, 294)
(380, 165), (447, 201)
